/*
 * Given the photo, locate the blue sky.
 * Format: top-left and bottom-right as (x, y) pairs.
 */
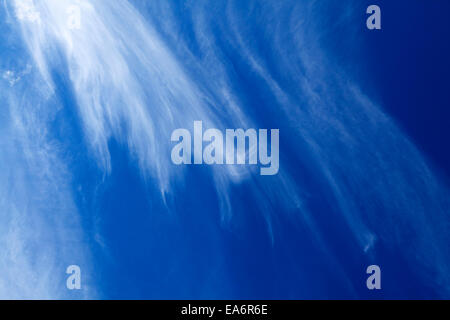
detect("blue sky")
(0, 0), (449, 299)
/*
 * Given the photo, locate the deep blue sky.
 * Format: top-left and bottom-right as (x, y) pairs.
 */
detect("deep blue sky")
(349, 1), (450, 181)
(1, 0), (449, 299)
(84, 1), (450, 299)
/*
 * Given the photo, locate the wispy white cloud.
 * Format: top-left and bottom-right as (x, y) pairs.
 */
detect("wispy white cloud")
(5, 0), (450, 298)
(11, 0), (301, 220)
(154, 0), (450, 294)
(0, 74), (96, 298)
